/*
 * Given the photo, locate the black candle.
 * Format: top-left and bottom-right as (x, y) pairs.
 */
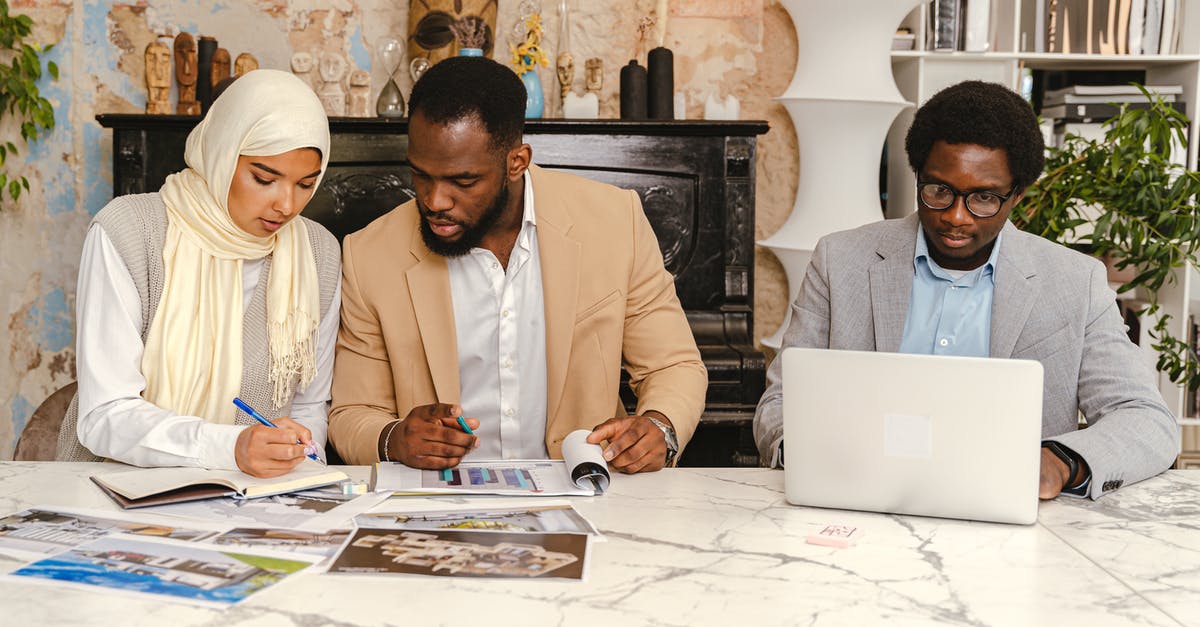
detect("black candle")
(197, 36), (217, 114)
(619, 60), (647, 120)
(647, 47), (674, 120)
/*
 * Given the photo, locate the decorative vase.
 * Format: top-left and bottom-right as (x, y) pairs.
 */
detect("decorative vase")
(757, 0), (922, 349)
(619, 60), (647, 120)
(459, 47), (484, 57)
(647, 47), (674, 120)
(521, 70), (544, 118)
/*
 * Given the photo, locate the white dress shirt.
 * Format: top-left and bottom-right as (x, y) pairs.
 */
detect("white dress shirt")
(448, 170), (549, 459)
(75, 222), (341, 470)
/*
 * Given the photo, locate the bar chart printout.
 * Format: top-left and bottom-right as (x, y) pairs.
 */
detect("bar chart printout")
(372, 435), (611, 497)
(429, 464), (545, 493)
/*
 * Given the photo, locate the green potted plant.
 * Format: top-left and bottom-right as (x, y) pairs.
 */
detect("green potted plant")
(0, 0), (57, 207)
(1013, 86), (1200, 391)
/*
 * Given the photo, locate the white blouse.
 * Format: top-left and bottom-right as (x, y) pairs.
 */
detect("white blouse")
(74, 223), (341, 470)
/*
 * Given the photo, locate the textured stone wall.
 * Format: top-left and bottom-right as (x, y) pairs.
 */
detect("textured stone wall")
(0, 0), (800, 457)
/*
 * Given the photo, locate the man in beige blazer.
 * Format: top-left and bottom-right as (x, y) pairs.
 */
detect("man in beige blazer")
(330, 57), (707, 471)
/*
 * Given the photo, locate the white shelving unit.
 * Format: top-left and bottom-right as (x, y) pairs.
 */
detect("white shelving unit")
(885, 0), (1200, 464)
(758, 0), (923, 349)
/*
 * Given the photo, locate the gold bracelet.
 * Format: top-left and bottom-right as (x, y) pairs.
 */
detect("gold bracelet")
(381, 420), (402, 462)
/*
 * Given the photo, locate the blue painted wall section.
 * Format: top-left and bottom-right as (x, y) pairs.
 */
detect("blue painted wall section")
(28, 18), (75, 216)
(25, 288), (73, 354)
(9, 395), (34, 455)
(349, 24), (372, 71)
(82, 0), (144, 106)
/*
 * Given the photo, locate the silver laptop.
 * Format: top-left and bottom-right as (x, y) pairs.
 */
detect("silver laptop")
(782, 348), (1044, 525)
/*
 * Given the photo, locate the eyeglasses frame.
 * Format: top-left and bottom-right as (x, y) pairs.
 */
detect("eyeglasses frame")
(916, 180), (1019, 219)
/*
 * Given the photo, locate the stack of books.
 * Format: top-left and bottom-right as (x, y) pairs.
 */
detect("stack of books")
(1041, 84), (1184, 123)
(1042, 84), (1186, 160)
(1038, 0), (1185, 55)
(929, 0), (992, 52)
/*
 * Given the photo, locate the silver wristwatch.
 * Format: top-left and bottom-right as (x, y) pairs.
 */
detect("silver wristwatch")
(648, 416), (679, 467)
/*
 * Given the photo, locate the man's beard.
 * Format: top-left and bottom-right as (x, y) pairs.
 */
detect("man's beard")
(418, 181), (509, 258)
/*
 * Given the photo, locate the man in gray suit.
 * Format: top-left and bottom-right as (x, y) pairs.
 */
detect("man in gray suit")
(755, 80), (1179, 500)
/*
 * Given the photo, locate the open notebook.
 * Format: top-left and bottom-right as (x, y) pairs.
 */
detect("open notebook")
(91, 460), (349, 509)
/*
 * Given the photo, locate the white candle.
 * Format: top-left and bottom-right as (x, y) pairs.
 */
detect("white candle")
(655, 0), (669, 47)
(703, 93), (739, 120)
(563, 91), (600, 119)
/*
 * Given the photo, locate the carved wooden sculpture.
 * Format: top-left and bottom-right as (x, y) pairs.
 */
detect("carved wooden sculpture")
(290, 52), (314, 89)
(145, 40), (171, 114)
(212, 48), (232, 86)
(318, 52), (347, 116)
(234, 52), (258, 76)
(348, 69), (371, 117)
(586, 57), (603, 94)
(556, 51), (574, 103)
(174, 32), (199, 115)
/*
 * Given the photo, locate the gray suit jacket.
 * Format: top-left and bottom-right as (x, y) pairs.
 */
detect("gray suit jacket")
(754, 214), (1180, 499)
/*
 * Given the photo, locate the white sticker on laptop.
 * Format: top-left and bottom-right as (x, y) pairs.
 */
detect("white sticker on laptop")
(883, 413), (932, 458)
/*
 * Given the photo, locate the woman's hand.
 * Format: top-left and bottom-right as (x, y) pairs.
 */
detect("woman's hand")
(234, 417), (312, 477)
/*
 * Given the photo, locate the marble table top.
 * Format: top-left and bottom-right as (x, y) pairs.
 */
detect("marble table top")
(0, 462), (1196, 626)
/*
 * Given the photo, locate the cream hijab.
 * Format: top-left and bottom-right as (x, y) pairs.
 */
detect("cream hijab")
(143, 69), (331, 424)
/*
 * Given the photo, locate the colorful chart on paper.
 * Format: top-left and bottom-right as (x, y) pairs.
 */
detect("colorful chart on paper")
(421, 462), (563, 493)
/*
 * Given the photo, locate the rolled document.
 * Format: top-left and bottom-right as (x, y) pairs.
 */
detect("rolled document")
(563, 429), (611, 495)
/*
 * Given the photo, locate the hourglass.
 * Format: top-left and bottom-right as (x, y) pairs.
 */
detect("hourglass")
(375, 37), (405, 118)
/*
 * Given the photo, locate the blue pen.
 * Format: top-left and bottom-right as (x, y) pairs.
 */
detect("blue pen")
(456, 415), (475, 435)
(233, 397), (321, 462)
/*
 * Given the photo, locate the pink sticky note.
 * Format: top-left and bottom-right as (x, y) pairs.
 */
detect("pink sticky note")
(805, 524), (864, 548)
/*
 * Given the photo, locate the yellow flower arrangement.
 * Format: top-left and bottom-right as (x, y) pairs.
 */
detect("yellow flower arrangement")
(509, 12), (549, 75)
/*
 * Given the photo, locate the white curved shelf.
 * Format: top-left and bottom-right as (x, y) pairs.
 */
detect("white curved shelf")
(892, 50), (1200, 70)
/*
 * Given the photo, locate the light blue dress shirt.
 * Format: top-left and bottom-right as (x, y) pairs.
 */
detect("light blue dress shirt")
(898, 224), (1002, 357)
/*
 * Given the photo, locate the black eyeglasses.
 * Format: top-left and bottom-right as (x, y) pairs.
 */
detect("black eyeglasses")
(917, 182), (1018, 218)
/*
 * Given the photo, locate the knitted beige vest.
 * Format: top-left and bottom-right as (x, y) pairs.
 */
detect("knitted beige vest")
(56, 193), (340, 462)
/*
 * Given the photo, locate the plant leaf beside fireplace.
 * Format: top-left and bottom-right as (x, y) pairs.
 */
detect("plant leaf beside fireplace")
(0, 0), (57, 208)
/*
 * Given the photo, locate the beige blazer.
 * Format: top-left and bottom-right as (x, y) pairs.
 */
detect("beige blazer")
(330, 165), (707, 465)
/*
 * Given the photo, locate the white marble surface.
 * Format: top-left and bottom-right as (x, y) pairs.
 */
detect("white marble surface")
(0, 462), (1196, 626)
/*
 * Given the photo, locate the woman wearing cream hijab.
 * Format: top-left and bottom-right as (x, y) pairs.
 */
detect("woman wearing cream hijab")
(61, 69), (341, 478)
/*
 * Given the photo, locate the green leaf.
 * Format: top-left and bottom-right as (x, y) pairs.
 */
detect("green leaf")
(47, 60), (56, 80)
(1018, 82), (1200, 390)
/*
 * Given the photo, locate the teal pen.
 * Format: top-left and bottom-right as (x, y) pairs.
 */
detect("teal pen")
(455, 415), (475, 435)
(232, 397), (321, 462)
